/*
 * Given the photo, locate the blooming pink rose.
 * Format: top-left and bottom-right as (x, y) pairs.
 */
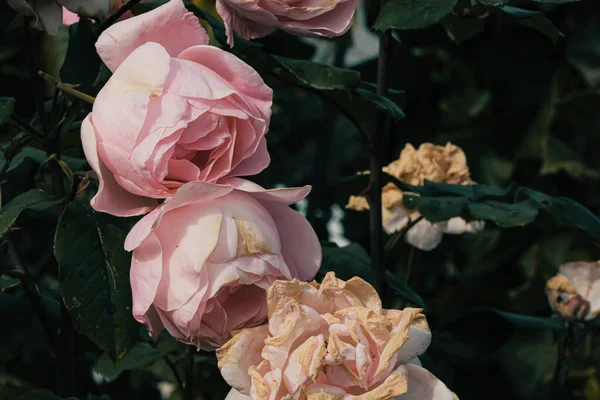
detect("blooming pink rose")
(125, 178), (322, 350)
(217, 272), (458, 400)
(216, 0), (356, 46)
(82, 0), (273, 217)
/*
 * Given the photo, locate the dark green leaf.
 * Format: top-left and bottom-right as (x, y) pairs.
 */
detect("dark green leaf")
(55, 201), (138, 361)
(355, 88), (405, 119)
(0, 293), (36, 363)
(0, 274), (20, 291)
(385, 271), (427, 309)
(519, 188), (600, 240)
(491, 308), (567, 330)
(60, 19), (102, 91)
(0, 189), (62, 239)
(95, 343), (173, 383)
(499, 6), (564, 44)
(271, 56), (361, 91)
(467, 199), (539, 227)
(440, 14), (485, 44)
(0, 97), (15, 126)
(403, 195), (468, 223)
(0, 383), (28, 399)
(539, 136), (600, 180)
(320, 243), (373, 281)
(374, 0), (458, 31)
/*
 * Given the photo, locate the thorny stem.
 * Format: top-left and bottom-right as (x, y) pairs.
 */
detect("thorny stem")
(97, 0), (144, 35)
(370, 23), (392, 306)
(405, 246), (415, 285)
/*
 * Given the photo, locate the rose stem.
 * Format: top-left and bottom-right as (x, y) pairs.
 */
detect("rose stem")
(370, 17), (392, 307)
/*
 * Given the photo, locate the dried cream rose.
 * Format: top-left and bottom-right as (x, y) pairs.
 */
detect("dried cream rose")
(346, 142), (484, 251)
(546, 261), (600, 321)
(217, 272), (457, 400)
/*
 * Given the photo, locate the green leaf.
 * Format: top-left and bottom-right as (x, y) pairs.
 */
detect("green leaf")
(320, 243), (373, 281)
(440, 14), (485, 44)
(55, 202), (138, 361)
(354, 88), (405, 119)
(271, 56), (361, 91)
(520, 188), (600, 240)
(539, 136), (600, 180)
(60, 19), (102, 91)
(95, 343), (173, 383)
(491, 308), (567, 330)
(0, 274), (20, 291)
(467, 199), (539, 227)
(385, 271), (427, 309)
(499, 6), (564, 44)
(0, 189), (62, 239)
(0, 97), (15, 127)
(403, 195), (468, 223)
(0, 293), (34, 363)
(374, 0), (458, 31)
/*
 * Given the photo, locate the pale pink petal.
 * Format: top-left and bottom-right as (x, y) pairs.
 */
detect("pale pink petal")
(93, 42), (171, 181)
(278, 0), (355, 37)
(222, 178), (312, 206)
(441, 217), (484, 234)
(81, 115), (157, 217)
(283, 334), (326, 393)
(153, 204), (223, 310)
(61, 7), (79, 25)
(164, 57), (237, 100)
(401, 364), (456, 400)
(216, 0), (278, 47)
(261, 201), (321, 282)
(217, 325), (270, 394)
(131, 234), (163, 327)
(124, 207), (162, 251)
(225, 389), (251, 400)
(177, 45), (273, 118)
(228, 136), (271, 178)
(405, 219), (444, 251)
(96, 0), (208, 71)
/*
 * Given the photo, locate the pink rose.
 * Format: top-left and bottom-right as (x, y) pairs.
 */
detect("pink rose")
(82, 0), (273, 217)
(125, 178), (322, 350)
(8, 0), (111, 34)
(217, 273), (458, 400)
(216, 0), (356, 46)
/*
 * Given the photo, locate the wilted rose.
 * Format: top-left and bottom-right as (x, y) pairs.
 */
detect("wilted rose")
(217, 272), (457, 400)
(125, 179), (321, 350)
(546, 261), (600, 321)
(7, 0), (114, 34)
(216, 0), (356, 46)
(347, 143), (484, 251)
(82, 0), (273, 217)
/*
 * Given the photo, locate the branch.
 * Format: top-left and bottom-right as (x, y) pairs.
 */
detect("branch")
(370, 23), (392, 305)
(38, 71), (96, 104)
